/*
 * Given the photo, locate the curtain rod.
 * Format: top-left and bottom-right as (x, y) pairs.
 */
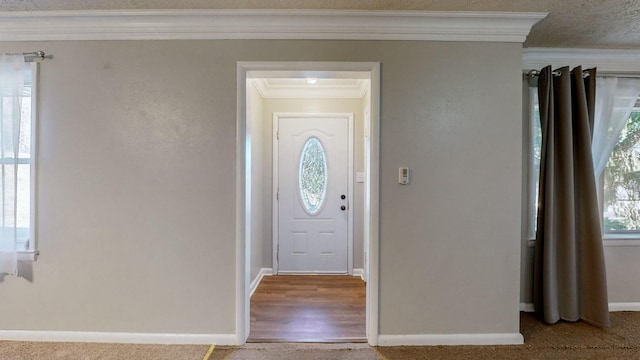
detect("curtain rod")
(22, 51), (53, 62)
(525, 69), (640, 79)
(525, 69), (640, 87)
(525, 69), (591, 87)
(526, 69), (591, 78)
(2, 51), (52, 61)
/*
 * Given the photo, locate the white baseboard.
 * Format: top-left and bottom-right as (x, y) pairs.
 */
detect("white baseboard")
(609, 302), (640, 311)
(520, 303), (535, 312)
(250, 267), (273, 297)
(520, 302), (640, 312)
(0, 330), (237, 345)
(353, 268), (365, 281)
(377, 333), (524, 346)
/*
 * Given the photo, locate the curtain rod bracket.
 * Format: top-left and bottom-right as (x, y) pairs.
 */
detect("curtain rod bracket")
(22, 51), (53, 62)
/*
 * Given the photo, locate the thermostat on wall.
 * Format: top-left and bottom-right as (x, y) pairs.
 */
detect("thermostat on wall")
(399, 167), (409, 185)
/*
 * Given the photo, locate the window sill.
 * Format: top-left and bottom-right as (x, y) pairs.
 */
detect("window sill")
(526, 237), (640, 247)
(17, 250), (39, 261)
(603, 234), (640, 246)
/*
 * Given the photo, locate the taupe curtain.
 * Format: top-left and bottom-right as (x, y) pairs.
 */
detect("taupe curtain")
(534, 66), (610, 327)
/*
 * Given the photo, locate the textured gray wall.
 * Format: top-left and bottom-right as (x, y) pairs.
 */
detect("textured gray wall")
(0, 39), (523, 338)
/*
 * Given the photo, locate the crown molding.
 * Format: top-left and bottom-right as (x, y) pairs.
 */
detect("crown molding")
(0, 9), (546, 42)
(523, 48), (640, 74)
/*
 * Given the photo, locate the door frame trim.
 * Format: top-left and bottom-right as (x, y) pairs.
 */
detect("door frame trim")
(236, 61), (380, 345)
(272, 112), (354, 275)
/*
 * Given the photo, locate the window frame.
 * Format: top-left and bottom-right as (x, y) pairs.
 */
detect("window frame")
(526, 85), (541, 242)
(601, 100), (640, 238)
(527, 79), (640, 243)
(26, 61), (38, 258)
(6, 61), (39, 260)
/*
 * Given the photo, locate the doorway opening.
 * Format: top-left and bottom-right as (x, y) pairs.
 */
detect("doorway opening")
(236, 62), (380, 345)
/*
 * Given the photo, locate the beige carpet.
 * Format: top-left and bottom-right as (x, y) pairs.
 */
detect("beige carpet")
(0, 342), (211, 360)
(1, 312), (639, 359)
(376, 312), (640, 360)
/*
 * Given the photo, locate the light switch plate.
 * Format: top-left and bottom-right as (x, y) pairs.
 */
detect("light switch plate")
(356, 172), (365, 183)
(399, 167), (409, 184)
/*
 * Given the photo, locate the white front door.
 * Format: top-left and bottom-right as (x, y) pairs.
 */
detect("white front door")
(276, 115), (351, 273)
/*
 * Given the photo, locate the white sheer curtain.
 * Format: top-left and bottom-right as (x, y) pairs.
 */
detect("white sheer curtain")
(0, 54), (26, 276)
(592, 77), (640, 192)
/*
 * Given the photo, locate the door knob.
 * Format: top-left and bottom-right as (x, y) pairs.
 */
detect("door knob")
(340, 205), (346, 211)
(341, 194), (346, 200)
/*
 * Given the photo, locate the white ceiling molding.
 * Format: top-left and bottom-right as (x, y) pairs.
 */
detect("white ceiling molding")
(523, 48), (640, 74)
(252, 78), (369, 99)
(0, 9), (546, 42)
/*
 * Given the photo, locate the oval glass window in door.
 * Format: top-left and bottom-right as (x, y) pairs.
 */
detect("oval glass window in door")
(299, 137), (328, 215)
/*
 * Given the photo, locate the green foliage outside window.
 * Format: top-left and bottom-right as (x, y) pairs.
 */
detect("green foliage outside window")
(604, 111), (640, 231)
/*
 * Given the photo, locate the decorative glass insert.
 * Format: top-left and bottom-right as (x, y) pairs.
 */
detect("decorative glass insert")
(299, 137), (328, 215)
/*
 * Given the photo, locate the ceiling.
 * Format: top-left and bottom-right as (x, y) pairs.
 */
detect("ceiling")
(0, 0), (638, 49)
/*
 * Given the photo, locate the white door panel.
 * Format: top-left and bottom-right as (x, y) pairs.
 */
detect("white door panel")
(277, 116), (350, 273)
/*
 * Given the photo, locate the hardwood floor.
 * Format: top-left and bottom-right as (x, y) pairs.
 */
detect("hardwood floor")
(249, 275), (366, 342)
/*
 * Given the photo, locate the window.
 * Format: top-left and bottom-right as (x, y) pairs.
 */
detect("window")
(527, 86), (542, 239)
(603, 100), (640, 232)
(528, 80), (640, 237)
(299, 137), (328, 215)
(0, 60), (37, 256)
